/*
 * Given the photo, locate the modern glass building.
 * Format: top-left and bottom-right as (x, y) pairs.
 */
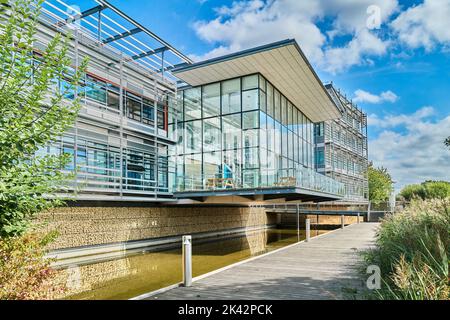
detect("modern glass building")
(174, 74), (320, 188)
(314, 84), (369, 203)
(171, 40), (346, 202)
(32, 1), (364, 204)
(35, 0), (192, 202)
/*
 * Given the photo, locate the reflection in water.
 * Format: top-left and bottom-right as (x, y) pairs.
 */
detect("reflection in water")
(63, 228), (328, 300)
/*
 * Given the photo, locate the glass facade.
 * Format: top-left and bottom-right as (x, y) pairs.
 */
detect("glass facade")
(313, 84), (369, 202)
(174, 74), (343, 195)
(38, 60), (174, 198)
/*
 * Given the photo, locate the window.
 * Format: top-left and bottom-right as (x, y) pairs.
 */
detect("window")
(315, 123), (324, 137)
(203, 117), (221, 152)
(223, 149), (241, 180)
(242, 74), (258, 91)
(293, 134), (299, 164)
(274, 122), (281, 155)
(288, 130), (294, 160)
(281, 126), (288, 159)
(243, 169), (259, 188)
(243, 147), (259, 169)
(107, 88), (120, 110)
(86, 75), (106, 104)
(184, 153), (202, 178)
(266, 116), (275, 152)
(281, 96), (287, 125)
(267, 83), (274, 117)
(142, 100), (155, 125)
(222, 79), (241, 114)
(274, 89), (281, 122)
(259, 90), (266, 112)
(222, 114), (241, 150)
(243, 111), (259, 129)
(126, 94), (142, 121)
(203, 151), (222, 177)
(259, 75), (266, 92)
(184, 87), (201, 121)
(185, 120), (202, 154)
(242, 89), (259, 111)
(287, 102), (293, 131)
(203, 83), (220, 118)
(243, 129), (259, 148)
(157, 103), (167, 132)
(59, 78), (76, 100)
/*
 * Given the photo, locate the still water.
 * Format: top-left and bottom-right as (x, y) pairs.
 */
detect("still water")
(64, 228), (328, 300)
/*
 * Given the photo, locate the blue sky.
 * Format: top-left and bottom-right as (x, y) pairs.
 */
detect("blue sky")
(77, 0), (450, 191)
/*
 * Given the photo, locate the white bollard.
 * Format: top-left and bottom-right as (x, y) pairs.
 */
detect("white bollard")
(341, 215), (345, 229)
(182, 235), (192, 287)
(357, 213), (360, 224)
(305, 219), (311, 242)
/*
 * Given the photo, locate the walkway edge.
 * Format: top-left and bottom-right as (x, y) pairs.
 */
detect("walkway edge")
(130, 224), (358, 300)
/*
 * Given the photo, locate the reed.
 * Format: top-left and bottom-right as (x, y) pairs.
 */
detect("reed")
(362, 199), (449, 300)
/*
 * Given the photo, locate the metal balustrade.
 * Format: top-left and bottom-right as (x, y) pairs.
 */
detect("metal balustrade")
(176, 165), (345, 197)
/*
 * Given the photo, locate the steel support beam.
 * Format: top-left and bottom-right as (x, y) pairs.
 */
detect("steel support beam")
(66, 5), (104, 23)
(103, 27), (142, 44)
(158, 62), (190, 74)
(131, 46), (168, 61)
(96, 0), (193, 64)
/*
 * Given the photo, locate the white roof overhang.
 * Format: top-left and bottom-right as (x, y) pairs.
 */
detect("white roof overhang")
(173, 39), (341, 122)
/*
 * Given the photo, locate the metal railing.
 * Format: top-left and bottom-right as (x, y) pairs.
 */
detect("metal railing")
(176, 166), (345, 197)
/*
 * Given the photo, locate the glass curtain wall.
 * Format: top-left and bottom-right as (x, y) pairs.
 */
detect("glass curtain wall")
(177, 73), (316, 191)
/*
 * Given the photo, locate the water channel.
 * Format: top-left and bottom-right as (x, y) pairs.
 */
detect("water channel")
(63, 227), (331, 300)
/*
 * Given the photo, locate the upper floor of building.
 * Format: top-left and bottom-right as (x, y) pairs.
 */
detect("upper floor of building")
(22, 1), (371, 204)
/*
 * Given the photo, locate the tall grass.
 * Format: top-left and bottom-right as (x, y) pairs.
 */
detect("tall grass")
(363, 199), (449, 300)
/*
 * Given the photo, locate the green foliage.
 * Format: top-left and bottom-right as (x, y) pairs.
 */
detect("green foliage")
(400, 181), (450, 202)
(362, 199), (450, 300)
(0, 231), (65, 300)
(0, 0), (88, 237)
(368, 163), (394, 205)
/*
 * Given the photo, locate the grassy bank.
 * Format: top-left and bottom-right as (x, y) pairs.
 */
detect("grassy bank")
(362, 199), (449, 300)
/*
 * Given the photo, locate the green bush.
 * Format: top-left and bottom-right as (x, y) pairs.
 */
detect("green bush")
(363, 199), (450, 300)
(399, 181), (450, 202)
(0, 232), (65, 300)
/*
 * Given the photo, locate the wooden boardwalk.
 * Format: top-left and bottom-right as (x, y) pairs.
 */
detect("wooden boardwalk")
(147, 223), (379, 300)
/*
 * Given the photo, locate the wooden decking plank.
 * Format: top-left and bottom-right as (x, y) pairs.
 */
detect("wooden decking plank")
(147, 223), (379, 300)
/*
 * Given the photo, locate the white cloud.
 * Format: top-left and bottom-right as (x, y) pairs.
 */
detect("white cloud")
(369, 107), (450, 190)
(354, 89), (399, 104)
(391, 0), (450, 50)
(321, 29), (390, 74)
(368, 106), (434, 127)
(193, 0), (326, 62)
(325, 0), (399, 35)
(191, 0), (398, 73)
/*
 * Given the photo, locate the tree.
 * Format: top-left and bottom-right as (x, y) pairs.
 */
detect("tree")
(399, 181), (450, 201)
(0, 0), (88, 237)
(368, 163), (394, 204)
(445, 137), (450, 148)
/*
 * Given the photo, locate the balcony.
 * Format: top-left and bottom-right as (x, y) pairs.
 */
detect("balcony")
(174, 166), (345, 202)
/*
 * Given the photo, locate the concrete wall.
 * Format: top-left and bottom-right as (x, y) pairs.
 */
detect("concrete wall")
(36, 206), (274, 251)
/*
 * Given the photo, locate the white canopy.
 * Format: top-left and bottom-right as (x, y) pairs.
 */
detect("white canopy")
(173, 39), (341, 122)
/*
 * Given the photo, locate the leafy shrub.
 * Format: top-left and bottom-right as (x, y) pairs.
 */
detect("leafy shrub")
(362, 199), (450, 300)
(0, 232), (65, 300)
(399, 181), (450, 202)
(368, 164), (394, 205)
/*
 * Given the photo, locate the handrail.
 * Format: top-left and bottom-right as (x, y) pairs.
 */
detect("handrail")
(176, 166), (345, 197)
